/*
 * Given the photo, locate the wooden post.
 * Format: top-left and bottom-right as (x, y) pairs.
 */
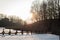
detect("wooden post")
(21, 30), (23, 35)
(8, 29), (11, 35)
(31, 31), (32, 35)
(15, 30), (18, 35)
(2, 29), (5, 35)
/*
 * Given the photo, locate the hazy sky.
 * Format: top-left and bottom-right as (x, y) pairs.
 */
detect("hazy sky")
(0, 0), (34, 16)
(0, 0), (43, 21)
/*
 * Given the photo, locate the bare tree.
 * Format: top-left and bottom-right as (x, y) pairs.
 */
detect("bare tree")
(47, 0), (59, 19)
(31, 0), (42, 21)
(31, 0), (49, 21)
(31, 0), (59, 21)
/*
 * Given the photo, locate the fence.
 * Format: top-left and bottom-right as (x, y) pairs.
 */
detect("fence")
(0, 28), (32, 35)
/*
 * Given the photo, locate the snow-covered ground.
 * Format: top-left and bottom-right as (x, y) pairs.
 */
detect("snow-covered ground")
(0, 27), (59, 40)
(0, 34), (59, 40)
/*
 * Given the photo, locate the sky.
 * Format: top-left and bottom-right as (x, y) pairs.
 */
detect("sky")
(0, 0), (35, 20)
(0, 0), (44, 23)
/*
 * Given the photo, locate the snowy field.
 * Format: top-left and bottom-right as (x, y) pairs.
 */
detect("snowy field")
(0, 28), (59, 40)
(0, 34), (59, 40)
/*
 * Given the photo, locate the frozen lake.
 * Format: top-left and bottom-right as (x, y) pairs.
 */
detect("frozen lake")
(0, 34), (59, 40)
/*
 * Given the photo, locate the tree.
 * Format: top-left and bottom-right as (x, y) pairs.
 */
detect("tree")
(31, 0), (60, 35)
(31, 0), (42, 21)
(0, 18), (9, 27)
(58, 0), (60, 19)
(31, 0), (59, 21)
(47, 0), (59, 19)
(40, 1), (47, 20)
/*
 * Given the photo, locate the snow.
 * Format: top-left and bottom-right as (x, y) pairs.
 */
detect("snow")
(0, 34), (59, 40)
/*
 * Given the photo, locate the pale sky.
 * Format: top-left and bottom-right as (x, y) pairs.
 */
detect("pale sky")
(0, 0), (35, 20)
(0, 0), (43, 22)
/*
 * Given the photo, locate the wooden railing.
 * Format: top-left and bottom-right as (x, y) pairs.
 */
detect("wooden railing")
(0, 29), (32, 35)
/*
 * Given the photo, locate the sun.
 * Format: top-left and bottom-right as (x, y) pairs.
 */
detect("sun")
(20, 13), (29, 21)
(19, 12), (32, 21)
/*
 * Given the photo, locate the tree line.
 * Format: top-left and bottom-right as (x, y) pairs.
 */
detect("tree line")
(0, 14), (25, 30)
(30, 0), (60, 35)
